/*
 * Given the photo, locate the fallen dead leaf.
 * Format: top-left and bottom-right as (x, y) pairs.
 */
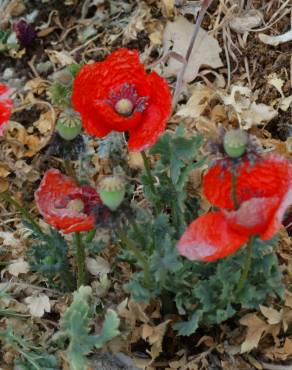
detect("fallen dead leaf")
(177, 84), (215, 118)
(25, 294), (51, 317)
(7, 258), (30, 277)
(260, 305), (283, 325)
(162, 16), (223, 82)
(229, 9), (263, 34)
(86, 256), (110, 276)
(240, 313), (269, 353)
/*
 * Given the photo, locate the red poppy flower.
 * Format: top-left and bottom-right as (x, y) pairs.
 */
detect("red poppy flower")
(35, 169), (103, 234)
(178, 154), (292, 262)
(72, 48), (172, 152)
(0, 84), (13, 135)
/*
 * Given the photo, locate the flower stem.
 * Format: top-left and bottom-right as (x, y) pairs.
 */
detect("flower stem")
(141, 151), (157, 196)
(74, 232), (87, 288)
(172, 0), (213, 107)
(0, 192), (43, 236)
(231, 172), (239, 210)
(235, 235), (256, 294)
(117, 228), (152, 289)
(85, 228), (96, 243)
(63, 159), (78, 183)
(60, 269), (76, 291)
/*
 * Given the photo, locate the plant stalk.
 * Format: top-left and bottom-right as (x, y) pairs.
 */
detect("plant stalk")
(85, 228), (96, 243)
(63, 159), (78, 183)
(172, 0), (213, 107)
(74, 232), (87, 288)
(117, 229), (152, 289)
(141, 151), (157, 196)
(0, 192), (43, 235)
(231, 172), (239, 210)
(235, 236), (256, 294)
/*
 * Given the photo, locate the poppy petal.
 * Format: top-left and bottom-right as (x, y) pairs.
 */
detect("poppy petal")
(128, 72), (172, 151)
(0, 84), (13, 132)
(225, 197), (280, 237)
(204, 154), (292, 210)
(177, 212), (249, 262)
(72, 48), (151, 136)
(35, 169), (102, 234)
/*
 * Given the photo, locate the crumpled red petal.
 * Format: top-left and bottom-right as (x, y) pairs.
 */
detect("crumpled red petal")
(128, 72), (172, 151)
(35, 169), (102, 234)
(204, 154), (292, 210)
(0, 84), (13, 131)
(177, 212), (249, 262)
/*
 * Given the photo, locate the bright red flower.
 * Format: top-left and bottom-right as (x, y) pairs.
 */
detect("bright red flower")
(178, 154), (292, 262)
(72, 48), (172, 152)
(35, 169), (103, 234)
(0, 84), (13, 135)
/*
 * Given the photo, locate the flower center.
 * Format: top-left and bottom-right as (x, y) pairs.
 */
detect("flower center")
(115, 98), (134, 116)
(66, 199), (85, 213)
(107, 83), (148, 117)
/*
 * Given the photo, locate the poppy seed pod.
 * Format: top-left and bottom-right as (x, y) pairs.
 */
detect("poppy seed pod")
(98, 176), (125, 211)
(223, 129), (248, 158)
(56, 109), (82, 141)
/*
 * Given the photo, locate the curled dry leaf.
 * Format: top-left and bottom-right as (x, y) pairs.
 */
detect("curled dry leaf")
(162, 16), (223, 82)
(239, 313), (269, 353)
(229, 9), (263, 34)
(7, 258), (30, 277)
(86, 256), (111, 276)
(221, 85), (277, 129)
(259, 30), (292, 46)
(142, 320), (170, 361)
(176, 84), (215, 119)
(260, 305), (283, 325)
(25, 294), (51, 317)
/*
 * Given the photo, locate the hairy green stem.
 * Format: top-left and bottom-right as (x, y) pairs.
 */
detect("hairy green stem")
(0, 192), (43, 235)
(117, 229), (152, 289)
(60, 269), (76, 291)
(141, 151), (157, 196)
(74, 232), (87, 288)
(231, 172), (239, 210)
(85, 228), (96, 243)
(235, 236), (256, 294)
(63, 159), (78, 183)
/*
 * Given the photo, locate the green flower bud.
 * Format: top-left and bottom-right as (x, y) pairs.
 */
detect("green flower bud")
(223, 129), (248, 158)
(56, 109), (82, 141)
(99, 176), (125, 211)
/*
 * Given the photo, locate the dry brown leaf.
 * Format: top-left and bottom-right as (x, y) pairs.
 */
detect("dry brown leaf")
(142, 320), (170, 361)
(7, 258), (30, 277)
(117, 298), (149, 330)
(240, 313), (269, 353)
(86, 256), (110, 276)
(25, 294), (51, 317)
(162, 16), (223, 82)
(285, 291), (292, 309)
(260, 305), (283, 325)
(229, 9), (263, 33)
(221, 85), (277, 129)
(160, 0), (175, 18)
(177, 84), (215, 119)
